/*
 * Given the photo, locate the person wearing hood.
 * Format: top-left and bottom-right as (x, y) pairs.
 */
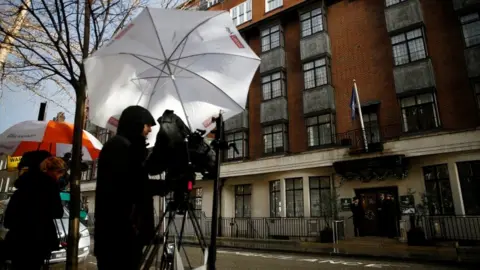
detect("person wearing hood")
(4, 153), (65, 269)
(94, 106), (168, 270)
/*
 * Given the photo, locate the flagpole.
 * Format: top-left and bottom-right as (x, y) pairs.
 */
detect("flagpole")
(353, 79), (369, 152)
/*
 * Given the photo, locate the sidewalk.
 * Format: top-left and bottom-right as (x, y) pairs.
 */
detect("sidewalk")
(177, 236), (479, 266)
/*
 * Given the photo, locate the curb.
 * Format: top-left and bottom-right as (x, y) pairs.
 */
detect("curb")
(182, 241), (479, 267)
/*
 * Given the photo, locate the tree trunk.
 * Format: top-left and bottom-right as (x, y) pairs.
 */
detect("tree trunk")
(66, 80), (86, 270)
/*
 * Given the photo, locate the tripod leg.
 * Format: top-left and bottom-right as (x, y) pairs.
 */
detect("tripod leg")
(140, 204), (170, 265)
(171, 215), (193, 270)
(188, 205), (208, 249)
(177, 209), (188, 250)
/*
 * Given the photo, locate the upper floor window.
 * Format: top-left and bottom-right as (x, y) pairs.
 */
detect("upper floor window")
(97, 128), (112, 144)
(230, 0), (252, 26)
(81, 164), (93, 181)
(391, 28), (427, 66)
(263, 123), (287, 154)
(261, 25), (282, 52)
(306, 114), (335, 147)
(261, 71), (286, 100)
(363, 112), (380, 143)
(190, 188), (203, 216)
(460, 13), (480, 47)
(265, 0), (283, 13)
(303, 58), (328, 90)
(300, 8), (323, 37)
(225, 131), (247, 160)
(385, 0), (407, 7)
(400, 93), (439, 133)
(207, 0), (221, 8)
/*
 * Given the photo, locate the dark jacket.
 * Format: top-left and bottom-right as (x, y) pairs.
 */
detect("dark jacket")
(350, 203), (365, 221)
(4, 170), (64, 259)
(94, 106), (167, 258)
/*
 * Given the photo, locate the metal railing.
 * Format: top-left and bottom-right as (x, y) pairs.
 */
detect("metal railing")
(413, 215), (480, 241)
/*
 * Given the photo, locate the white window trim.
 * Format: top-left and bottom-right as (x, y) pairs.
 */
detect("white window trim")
(265, 0), (283, 13)
(230, 0), (252, 27)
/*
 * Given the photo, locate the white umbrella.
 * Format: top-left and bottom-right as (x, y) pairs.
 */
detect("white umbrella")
(85, 8), (260, 143)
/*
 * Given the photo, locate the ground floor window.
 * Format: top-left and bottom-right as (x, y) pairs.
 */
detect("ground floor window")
(235, 184), (252, 217)
(422, 164), (455, 215)
(269, 180), (281, 217)
(457, 161), (480, 215)
(286, 178), (304, 217)
(309, 176), (331, 217)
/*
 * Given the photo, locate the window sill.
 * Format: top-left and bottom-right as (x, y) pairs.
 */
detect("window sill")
(235, 19), (253, 28)
(393, 57), (430, 68)
(300, 30), (327, 40)
(260, 45), (284, 55)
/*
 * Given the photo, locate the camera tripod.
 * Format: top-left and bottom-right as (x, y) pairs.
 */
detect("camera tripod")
(140, 192), (208, 270)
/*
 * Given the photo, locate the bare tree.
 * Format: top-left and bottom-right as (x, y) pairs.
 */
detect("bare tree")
(0, 0), (181, 268)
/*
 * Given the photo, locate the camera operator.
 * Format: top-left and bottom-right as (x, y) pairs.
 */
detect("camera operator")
(94, 106), (168, 270)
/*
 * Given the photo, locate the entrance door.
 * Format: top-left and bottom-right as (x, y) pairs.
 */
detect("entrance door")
(355, 186), (399, 236)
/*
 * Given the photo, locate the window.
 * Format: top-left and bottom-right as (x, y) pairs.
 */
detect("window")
(303, 58), (328, 89)
(261, 25), (282, 52)
(225, 131), (247, 160)
(309, 176), (331, 217)
(91, 160), (98, 180)
(475, 83), (480, 111)
(81, 164), (92, 181)
(460, 13), (480, 47)
(261, 72), (285, 100)
(363, 112), (380, 143)
(385, 0), (407, 7)
(286, 178), (304, 217)
(423, 164), (455, 215)
(269, 180), (281, 217)
(300, 8), (323, 37)
(230, 0), (252, 26)
(235, 184), (251, 217)
(306, 114), (334, 147)
(263, 123), (287, 154)
(457, 161), (480, 215)
(97, 128), (112, 144)
(265, 0), (283, 13)
(207, 0), (220, 8)
(391, 28), (427, 66)
(400, 93), (439, 132)
(189, 188), (203, 217)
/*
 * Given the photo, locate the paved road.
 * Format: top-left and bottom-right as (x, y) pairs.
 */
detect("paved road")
(52, 247), (468, 270)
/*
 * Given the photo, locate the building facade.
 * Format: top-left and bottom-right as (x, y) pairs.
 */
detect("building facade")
(177, 0), (480, 240)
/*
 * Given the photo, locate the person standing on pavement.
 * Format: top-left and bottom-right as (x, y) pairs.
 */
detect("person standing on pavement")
(4, 155), (66, 269)
(385, 193), (400, 238)
(377, 193), (387, 237)
(94, 106), (168, 270)
(350, 196), (365, 237)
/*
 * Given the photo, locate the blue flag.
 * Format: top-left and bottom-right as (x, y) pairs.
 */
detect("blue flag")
(350, 86), (357, 121)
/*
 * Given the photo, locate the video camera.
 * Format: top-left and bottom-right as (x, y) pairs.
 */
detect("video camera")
(146, 110), (217, 205)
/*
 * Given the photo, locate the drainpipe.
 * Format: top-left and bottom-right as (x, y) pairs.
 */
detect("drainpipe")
(218, 178), (226, 236)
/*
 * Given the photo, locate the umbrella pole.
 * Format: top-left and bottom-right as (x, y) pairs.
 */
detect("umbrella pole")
(207, 114), (225, 270)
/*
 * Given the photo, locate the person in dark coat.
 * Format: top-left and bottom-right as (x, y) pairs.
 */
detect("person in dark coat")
(377, 193), (387, 237)
(4, 155), (65, 269)
(94, 106), (168, 270)
(350, 197), (365, 237)
(385, 193), (399, 238)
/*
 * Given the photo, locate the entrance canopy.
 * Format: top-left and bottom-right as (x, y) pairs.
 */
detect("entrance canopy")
(333, 155), (408, 182)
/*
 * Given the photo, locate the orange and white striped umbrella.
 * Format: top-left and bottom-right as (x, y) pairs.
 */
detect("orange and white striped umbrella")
(0, 120), (103, 161)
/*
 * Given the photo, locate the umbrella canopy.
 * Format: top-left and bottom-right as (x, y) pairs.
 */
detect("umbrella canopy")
(85, 8), (260, 142)
(0, 120), (103, 161)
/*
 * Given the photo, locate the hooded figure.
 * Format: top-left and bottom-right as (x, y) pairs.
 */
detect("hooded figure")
(4, 153), (64, 269)
(94, 106), (168, 270)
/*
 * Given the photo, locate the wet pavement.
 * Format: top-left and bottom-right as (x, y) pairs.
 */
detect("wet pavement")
(50, 247), (471, 270)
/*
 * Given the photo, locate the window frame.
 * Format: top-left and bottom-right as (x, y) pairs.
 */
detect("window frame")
(225, 130), (248, 161)
(300, 7), (324, 38)
(262, 123), (288, 155)
(400, 92), (440, 133)
(362, 111), (381, 143)
(391, 28), (428, 66)
(309, 176), (331, 217)
(230, 0), (252, 27)
(456, 161), (480, 215)
(261, 24), (283, 53)
(189, 187), (203, 216)
(265, 0), (283, 13)
(385, 0), (407, 8)
(97, 128), (112, 144)
(81, 163), (93, 181)
(303, 57), (328, 90)
(285, 178), (304, 218)
(460, 12), (480, 48)
(269, 180), (281, 217)
(422, 164), (455, 215)
(261, 71), (286, 101)
(306, 113), (335, 148)
(234, 184), (252, 218)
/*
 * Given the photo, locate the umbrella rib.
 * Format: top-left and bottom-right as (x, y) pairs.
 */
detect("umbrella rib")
(167, 11), (226, 61)
(170, 53), (260, 62)
(167, 61), (245, 112)
(147, 8), (192, 130)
